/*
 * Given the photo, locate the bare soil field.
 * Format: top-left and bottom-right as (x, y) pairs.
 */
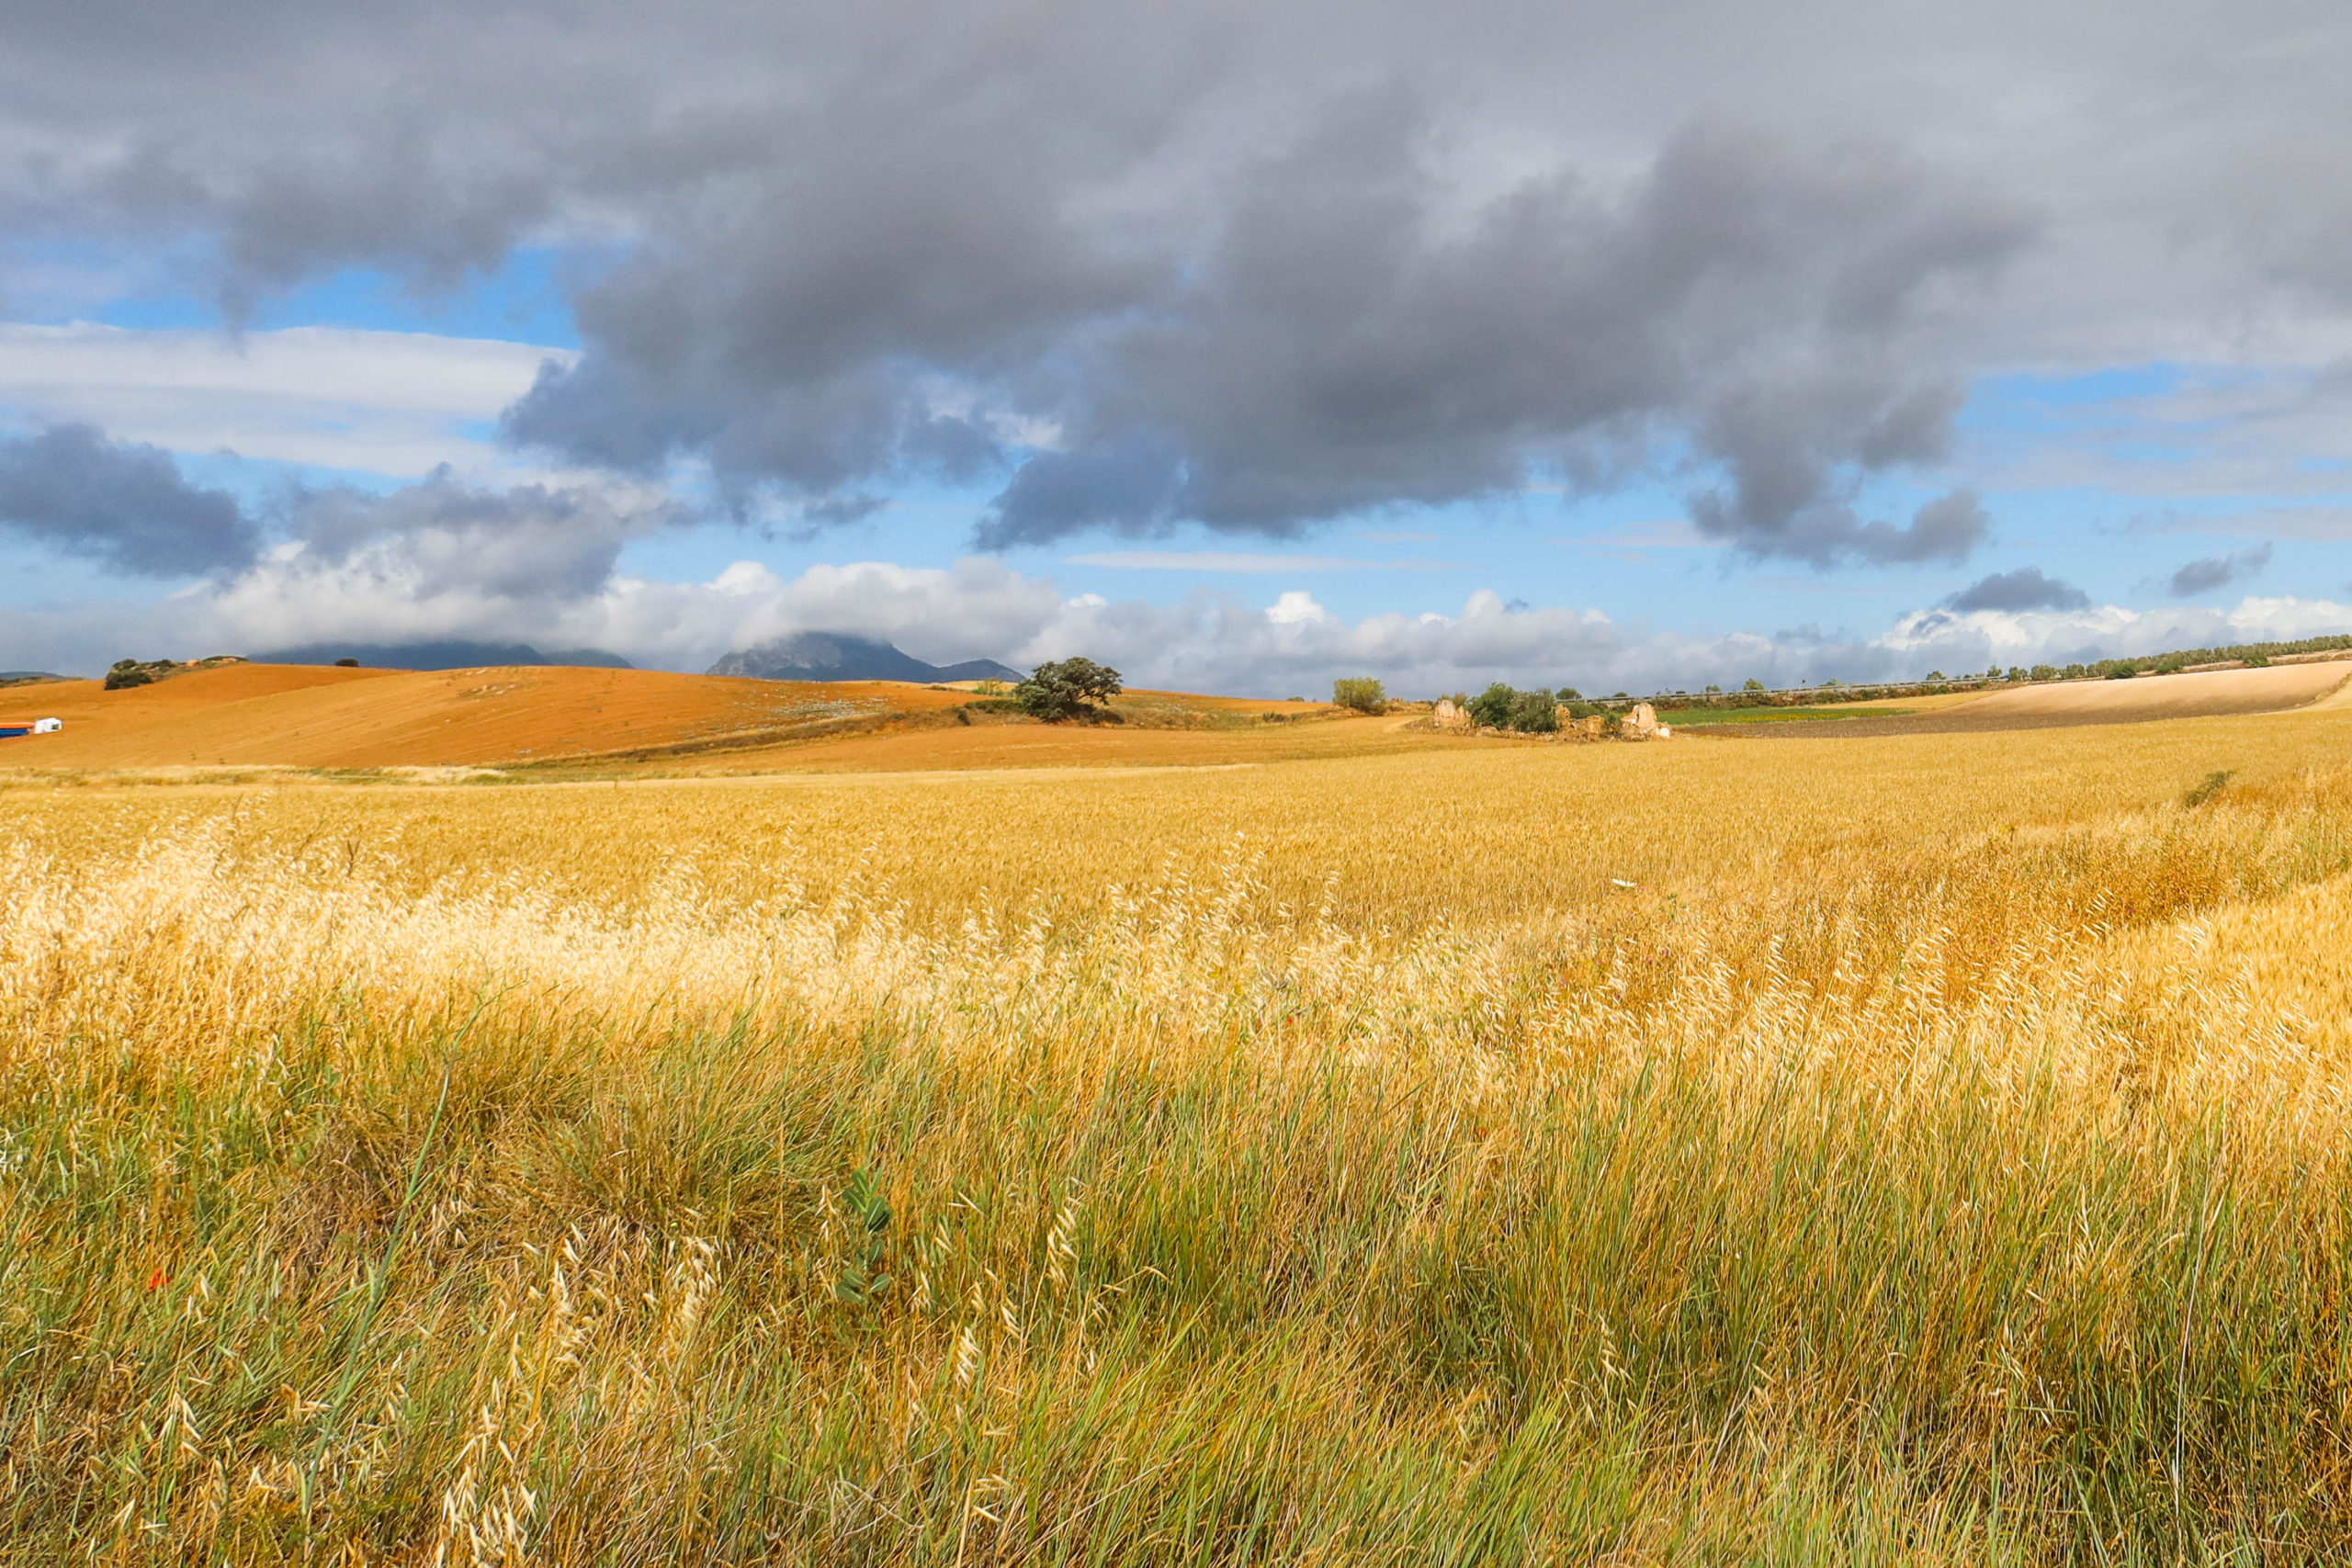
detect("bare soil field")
(0, 662), (973, 770)
(1697, 659), (2352, 738)
(0, 662), (1345, 772)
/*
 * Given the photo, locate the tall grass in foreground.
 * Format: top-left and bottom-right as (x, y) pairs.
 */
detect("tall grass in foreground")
(7, 760), (2352, 1561)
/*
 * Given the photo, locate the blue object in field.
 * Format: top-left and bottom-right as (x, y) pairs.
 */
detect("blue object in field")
(0, 727), (28, 739)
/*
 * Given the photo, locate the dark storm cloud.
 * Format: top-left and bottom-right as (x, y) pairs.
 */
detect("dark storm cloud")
(503, 95), (2033, 554)
(285, 468), (676, 599)
(1690, 487), (1991, 570)
(0, 409), (670, 600)
(510, 104), (2034, 557)
(2167, 542), (2273, 597)
(968, 115), (2030, 555)
(1944, 566), (2092, 613)
(6, 0), (2351, 572)
(0, 422), (258, 575)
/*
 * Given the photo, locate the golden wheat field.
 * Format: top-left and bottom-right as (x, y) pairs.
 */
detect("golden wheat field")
(8, 705), (2352, 1562)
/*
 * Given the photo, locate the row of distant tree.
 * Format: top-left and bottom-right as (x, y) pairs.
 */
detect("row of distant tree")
(1323, 630), (2352, 720)
(978, 627), (2352, 728)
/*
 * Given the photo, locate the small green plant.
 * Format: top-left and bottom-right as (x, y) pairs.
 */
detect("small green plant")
(1331, 677), (1388, 714)
(1506, 688), (1559, 733)
(2183, 770), (2233, 808)
(833, 1168), (893, 1305)
(1555, 686), (1581, 702)
(103, 658), (161, 691)
(1466, 683), (1516, 728)
(2106, 664), (2136, 680)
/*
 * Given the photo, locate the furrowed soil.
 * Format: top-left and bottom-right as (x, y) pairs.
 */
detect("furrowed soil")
(13, 683), (2352, 1559)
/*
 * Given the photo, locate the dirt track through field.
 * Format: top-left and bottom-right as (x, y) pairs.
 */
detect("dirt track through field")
(1691, 660), (2352, 738)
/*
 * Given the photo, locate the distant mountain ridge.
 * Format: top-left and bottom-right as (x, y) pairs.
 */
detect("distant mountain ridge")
(708, 632), (1023, 684)
(252, 641), (635, 671)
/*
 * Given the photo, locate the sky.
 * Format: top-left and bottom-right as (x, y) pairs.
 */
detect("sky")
(3, 0), (2351, 694)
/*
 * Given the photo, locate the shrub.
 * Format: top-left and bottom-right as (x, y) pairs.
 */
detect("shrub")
(2030, 664), (2058, 682)
(103, 659), (157, 692)
(1506, 689), (1559, 733)
(1014, 658), (1123, 721)
(1466, 683), (1516, 728)
(1555, 686), (1581, 702)
(1332, 677), (1388, 714)
(2106, 664), (2136, 680)
(334, 657), (360, 668)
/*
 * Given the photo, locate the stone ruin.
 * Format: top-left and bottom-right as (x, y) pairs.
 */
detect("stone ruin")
(1424, 694), (1669, 740)
(1624, 702), (1673, 739)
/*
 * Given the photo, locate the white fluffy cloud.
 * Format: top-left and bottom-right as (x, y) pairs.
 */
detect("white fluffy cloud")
(17, 529), (2343, 695)
(1877, 595), (2352, 671)
(0, 323), (567, 478)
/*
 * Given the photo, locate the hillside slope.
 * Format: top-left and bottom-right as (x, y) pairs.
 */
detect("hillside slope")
(1704, 660), (2352, 738)
(0, 662), (968, 769)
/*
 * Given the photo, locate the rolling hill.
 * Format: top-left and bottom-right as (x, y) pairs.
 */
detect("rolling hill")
(0, 661), (973, 769)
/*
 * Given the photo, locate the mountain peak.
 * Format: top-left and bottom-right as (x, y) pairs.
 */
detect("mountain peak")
(708, 632), (1023, 684)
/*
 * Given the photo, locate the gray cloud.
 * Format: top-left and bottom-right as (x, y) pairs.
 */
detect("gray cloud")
(967, 116), (2029, 556)
(567, 91), (2030, 565)
(0, 422), (258, 575)
(5, 0), (2352, 579)
(283, 468), (674, 600)
(2167, 542), (2273, 596)
(1944, 565), (2091, 612)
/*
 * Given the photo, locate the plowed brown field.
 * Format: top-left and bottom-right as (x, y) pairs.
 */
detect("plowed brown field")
(0, 663), (1357, 771)
(0, 662), (977, 769)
